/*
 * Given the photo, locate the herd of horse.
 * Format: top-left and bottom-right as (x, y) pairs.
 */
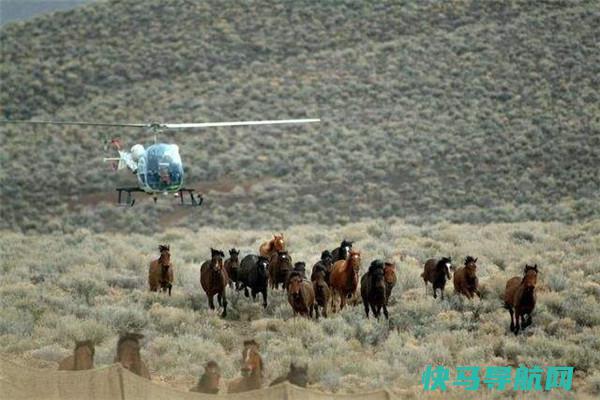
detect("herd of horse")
(148, 234), (539, 335)
(55, 234), (539, 393)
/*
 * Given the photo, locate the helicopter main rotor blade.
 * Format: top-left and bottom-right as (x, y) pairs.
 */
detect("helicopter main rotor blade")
(0, 120), (148, 128)
(162, 119), (320, 129)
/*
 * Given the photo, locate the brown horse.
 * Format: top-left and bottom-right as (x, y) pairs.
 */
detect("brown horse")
(329, 250), (361, 312)
(268, 251), (293, 290)
(311, 250), (334, 283)
(148, 244), (174, 296)
(312, 267), (330, 319)
(270, 362), (309, 387)
(228, 340), (264, 393)
(454, 256), (481, 299)
(224, 248), (240, 289)
(58, 340), (94, 371)
(287, 271), (315, 318)
(422, 257), (452, 300)
(361, 260), (389, 319)
(259, 234), (285, 258)
(383, 261), (397, 300)
(504, 264), (538, 335)
(200, 248), (228, 318)
(114, 333), (151, 379)
(190, 360), (221, 394)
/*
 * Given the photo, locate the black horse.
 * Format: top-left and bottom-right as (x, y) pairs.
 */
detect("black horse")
(238, 255), (269, 308)
(331, 240), (353, 263)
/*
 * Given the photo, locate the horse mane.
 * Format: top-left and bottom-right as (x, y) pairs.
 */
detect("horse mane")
(116, 333), (143, 358)
(436, 257), (451, 269)
(464, 256), (476, 266)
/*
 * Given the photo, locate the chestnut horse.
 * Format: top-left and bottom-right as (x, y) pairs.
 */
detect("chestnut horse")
(200, 248), (228, 318)
(453, 256), (481, 299)
(383, 261), (397, 300)
(228, 340), (264, 393)
(259, 234), (285, 258)
(504, 264), (538, 335)
(329, 250), (361, 312)
(148, 244), (173, 296)
(224, 248), (240, 289)
(58, 340), (94, 371)
(114, 333), (151, 379)
(190, 360), (221, 394)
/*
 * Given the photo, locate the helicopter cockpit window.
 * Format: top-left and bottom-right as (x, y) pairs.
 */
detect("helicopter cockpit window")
(136, 144), (184, 192)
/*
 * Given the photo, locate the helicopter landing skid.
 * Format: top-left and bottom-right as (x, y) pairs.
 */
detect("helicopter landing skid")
(177, 188), (203, 207)
(116, 187), (143, 207)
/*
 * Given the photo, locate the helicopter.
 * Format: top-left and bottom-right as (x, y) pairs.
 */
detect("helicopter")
(0, 118), (320, 206)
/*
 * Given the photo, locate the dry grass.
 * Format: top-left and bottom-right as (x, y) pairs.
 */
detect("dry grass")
(1, 219), (599, 397)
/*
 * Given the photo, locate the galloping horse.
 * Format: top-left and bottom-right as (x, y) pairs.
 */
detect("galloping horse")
(259, 234), (285, 258)
(228, 340), (264, 393)
(504, 264), (538, 335)
(268, 251), (292, 290)
(329, 250), (361, 312)
(58, 340), (94, 371)
(224, 248), (240, 289)
(148, 244), (173, 296)
(287, 271), (315, 318)
(454, 256), (481, 299)
(200, 248), (228, 318)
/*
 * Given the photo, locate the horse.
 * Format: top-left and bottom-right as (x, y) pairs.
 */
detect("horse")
(421, 257), (452, 300)
(331, 239), (353, 262)
(190, 360), (220, 394)
(200, 248), (228, 318)
(270, 362), (309, 388)
(228, 340), (264, 393)
(224, 248), (240, 289)
(453, 256), (481, 299)
(329, 250), (361, 312)
(268, 251), (292, 290)
(311, 250), (334, 283)
(58, 340), (94, 371)
(148, 244), (173, 296)
(504, 264), (538, 335)
(114, 333), (151, 379)
(287, 271), (315, 318)
(312, 268), (330, 319)
(259, 234), (285, 258)
(238, 255), (269, 308)
(383, 261), (397, 300)
(360, 260), (389, 319)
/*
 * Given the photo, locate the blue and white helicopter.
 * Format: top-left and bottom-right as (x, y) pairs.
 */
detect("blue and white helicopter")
(1, 118), (320, 206)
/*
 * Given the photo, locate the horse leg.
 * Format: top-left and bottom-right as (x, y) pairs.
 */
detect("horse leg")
(514, 311), (521, 335)
(221, 291), (228, 318)
(314, 305), (319, 320)
(371, 303), (379, 319)
(208, 294), (215, 310)
(340, 294), (346, 310)
(262, 289), (268, 309)
(363, 300), (370, 318)
(383, 304), (389, 320)
(508, 307), (515, 332)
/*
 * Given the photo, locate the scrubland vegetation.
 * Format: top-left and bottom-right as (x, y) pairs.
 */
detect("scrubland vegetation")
(1, 0), (599, 232)
(1, 220), (599, 397)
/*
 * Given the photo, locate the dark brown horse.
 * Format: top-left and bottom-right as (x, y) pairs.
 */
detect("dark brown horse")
(287, 271), (315, 318)
(270, 362), (309, 387)
(329, 250), (361, 312)
(228, 340), (264, 393)
(360, 260), (389, 319)
(311, 250), (334, 283)
(58, 340), (94, 371)
(114, 333), (151, 379)
(259, 234), (285, 258)
(383, 261), (397, 300)
(311, 267), (330, 319)
(200, 248), (228, 318)
(504, 264), (538, 335)
(331, 240), (353, 262)
(268, 251), (293, 290)
(224, 248), (240, 289)
(190, 360), (221, 394)
(454, 256), (481, 299)
(148, 244), (173, 296)
(422, 257), (452, 300)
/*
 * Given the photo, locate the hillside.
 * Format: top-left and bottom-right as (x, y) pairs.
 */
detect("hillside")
(1, 0), (599, 232)
(1, 220), (600, 397)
